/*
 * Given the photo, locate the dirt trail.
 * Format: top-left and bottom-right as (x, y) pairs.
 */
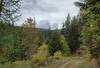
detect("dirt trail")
(45, 58), (71, 68)
(59, 61), (71, 68)
(42, 57), (86, 68)
(59, 57), (84, 68)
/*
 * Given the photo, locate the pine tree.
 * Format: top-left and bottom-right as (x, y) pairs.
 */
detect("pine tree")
(75, 0), (100, 61)
(48, 29), (70, 56)
(21, 18), (39, 59)
(0, 22), (23, 62)
(61, 14), (81, 54)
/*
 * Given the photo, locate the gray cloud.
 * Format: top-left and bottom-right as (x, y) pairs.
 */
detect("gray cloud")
(22, 0), (59, 13)
(17, 0), (79, 29)
(38, 20), (51, 29)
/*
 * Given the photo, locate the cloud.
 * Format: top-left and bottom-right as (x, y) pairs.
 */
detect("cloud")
(17, 0), (79, 29)
(38, 20), (51, 29)
(22, 0), (59, 13)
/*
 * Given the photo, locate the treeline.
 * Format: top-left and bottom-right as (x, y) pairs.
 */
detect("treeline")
(0, 14), (88, 64)
(0, 0), (100, 66)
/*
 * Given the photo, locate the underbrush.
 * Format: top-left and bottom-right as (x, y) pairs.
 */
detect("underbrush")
(0, 61), (32, 68)
(0, 57), (99, 68)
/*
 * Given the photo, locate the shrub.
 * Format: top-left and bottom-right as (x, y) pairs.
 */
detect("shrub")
(0, 57), (8, 64)
(12, 61), (32, 68)
(32, 54), (46, 66)
(32, 43), (49, 66)
(53, 51), (63, 60)
(76, 45), (90, 57)
(0, 61), (32, 68)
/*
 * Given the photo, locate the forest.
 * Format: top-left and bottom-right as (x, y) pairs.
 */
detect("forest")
(0, 0), (100, 68)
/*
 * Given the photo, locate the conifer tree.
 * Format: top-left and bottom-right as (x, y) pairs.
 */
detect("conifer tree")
(75, 0), (100, 61)
(48, 29), (70, 56)
(61, 14), (81, 54)
(21, 18), (39, 59)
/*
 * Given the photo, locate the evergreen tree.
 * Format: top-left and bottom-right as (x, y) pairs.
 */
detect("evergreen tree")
(75, 0), (100, 61)
(48, 29), (70, 56)
(0, 0), (22, 62)
(21, 18), (39, 60)
(0, 22), (23, 62)
(61, 14), (81, 54)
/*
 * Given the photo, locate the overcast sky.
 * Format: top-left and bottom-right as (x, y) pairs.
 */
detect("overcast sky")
(17, 0), (79, 29)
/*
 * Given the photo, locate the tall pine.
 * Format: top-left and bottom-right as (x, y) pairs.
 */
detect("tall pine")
(61, 14), (81, 54)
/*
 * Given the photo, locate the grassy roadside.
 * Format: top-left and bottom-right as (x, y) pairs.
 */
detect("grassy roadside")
(0, 57), (99, 68)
